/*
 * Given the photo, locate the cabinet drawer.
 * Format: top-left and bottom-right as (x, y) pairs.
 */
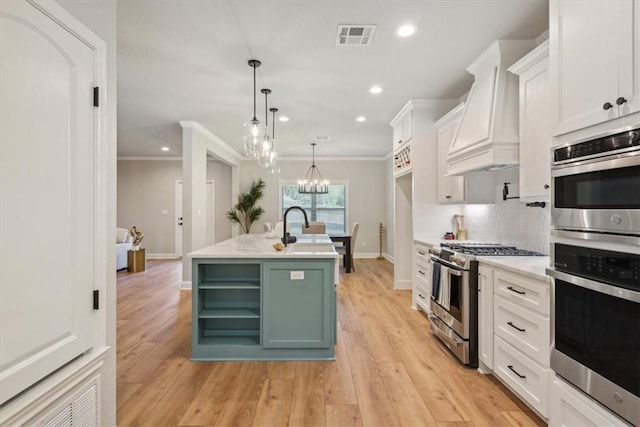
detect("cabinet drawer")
(414, 280), (430, 313)
(494, 269), (550, 315)
(415, 261), (430, 287)
(494, 295), (550, 367)
(415, 244), (430, 264)
(494, 336), (550, 417)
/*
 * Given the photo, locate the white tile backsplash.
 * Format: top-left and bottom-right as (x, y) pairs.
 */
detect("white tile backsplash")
(460, 169), (551, 254)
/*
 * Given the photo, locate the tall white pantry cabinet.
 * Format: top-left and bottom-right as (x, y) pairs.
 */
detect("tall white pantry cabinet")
(0, 1), (110, 425)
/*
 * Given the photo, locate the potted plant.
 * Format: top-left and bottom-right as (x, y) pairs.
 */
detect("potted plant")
(226, 178), (266, 234)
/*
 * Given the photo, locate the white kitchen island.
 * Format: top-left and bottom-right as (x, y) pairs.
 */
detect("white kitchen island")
(188, 234), (339, 361)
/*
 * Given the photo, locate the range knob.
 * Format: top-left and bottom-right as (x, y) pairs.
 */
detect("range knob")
(428, 247), (441, 256)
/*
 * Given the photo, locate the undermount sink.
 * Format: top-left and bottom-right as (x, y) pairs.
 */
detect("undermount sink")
(286, 243), (336, 254)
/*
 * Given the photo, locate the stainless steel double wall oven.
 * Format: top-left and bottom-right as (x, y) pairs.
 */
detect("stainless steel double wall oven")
(549, 127), (640, 426)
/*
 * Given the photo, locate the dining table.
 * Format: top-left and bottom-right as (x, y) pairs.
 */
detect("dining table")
(329, 233), (352, 273)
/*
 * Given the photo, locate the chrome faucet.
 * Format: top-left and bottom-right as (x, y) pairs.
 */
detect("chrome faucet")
(282, 206), (310, 246)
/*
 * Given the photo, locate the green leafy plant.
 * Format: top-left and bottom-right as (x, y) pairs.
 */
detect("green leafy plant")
(226, 178), (266, 234)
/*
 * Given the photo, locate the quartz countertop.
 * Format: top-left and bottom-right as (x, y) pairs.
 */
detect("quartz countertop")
(477, 256), (551, 282)
(189, 233), (339, 259)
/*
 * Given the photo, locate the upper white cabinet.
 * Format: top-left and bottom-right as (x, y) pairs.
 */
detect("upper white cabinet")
(436, 103), (466, 203)
(509, 41), (551, 201)
(550, 0), (640, 136)
(392, 107), (413, 146)
(391, 102), (415, 177)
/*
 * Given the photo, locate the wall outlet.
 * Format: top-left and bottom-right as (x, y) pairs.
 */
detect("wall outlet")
(290, 271), (304, 280)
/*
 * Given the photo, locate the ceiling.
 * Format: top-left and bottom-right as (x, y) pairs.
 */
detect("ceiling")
(117, 0), (549, 159)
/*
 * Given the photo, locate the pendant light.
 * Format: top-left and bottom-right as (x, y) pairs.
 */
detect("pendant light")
(242, 59), (267, 157)
(298, 143), (328, 194)
(265, 107), (280, 174)
(258, 88), (273, 167)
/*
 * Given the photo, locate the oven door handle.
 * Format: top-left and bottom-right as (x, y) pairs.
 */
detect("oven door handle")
(431, 257), (465, 274)
(546, 268), (640, 302)
(551, 150), (639, 176)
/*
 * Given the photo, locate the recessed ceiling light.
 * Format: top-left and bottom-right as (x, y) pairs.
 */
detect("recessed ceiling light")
(161, 147), (170, 151)
(356, 116), (366, 122)
(369, 86), (383, 94)
(279, 116), (290, 122)
(396, 24), (416, 37)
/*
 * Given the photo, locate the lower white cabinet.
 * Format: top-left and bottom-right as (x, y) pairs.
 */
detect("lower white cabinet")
(549, 377), (630, 427)
(494, 336), (551, 417)
(477, 265), (494, 371)
(477, 261), (552, 419)
(413, 242), (432, 313)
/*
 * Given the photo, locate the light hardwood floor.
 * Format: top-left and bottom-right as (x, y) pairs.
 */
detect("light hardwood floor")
(116, 259), (545, 427)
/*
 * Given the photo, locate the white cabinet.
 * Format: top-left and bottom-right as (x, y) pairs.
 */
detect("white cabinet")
(550, 377), (629, 427)
(392, 107), (413, 146)
(509, 41), (551, 201)
(479, 262), (551, 419)
(391, 103), (415, 177)
(436, 103), (466, 203)
(550, 0), (640, 136)
(413, 243), (432, 313)
(477, 265), (494, 372)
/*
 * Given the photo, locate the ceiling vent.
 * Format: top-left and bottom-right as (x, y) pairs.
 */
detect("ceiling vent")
(314, 136), (330, 141)
(336, 25), (376, 46)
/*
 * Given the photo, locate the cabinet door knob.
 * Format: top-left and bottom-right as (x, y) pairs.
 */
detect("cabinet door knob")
(603, 102), (614, 110)
(616, 97), (627, 105)
(544, 184), (550, 189)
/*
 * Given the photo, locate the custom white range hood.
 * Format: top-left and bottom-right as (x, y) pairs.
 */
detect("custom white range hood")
(447, 40), (535, 175)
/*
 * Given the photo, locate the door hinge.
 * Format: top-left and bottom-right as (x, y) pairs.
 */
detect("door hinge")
(93, 86), (99, 107)
(93, 290), (100, 310)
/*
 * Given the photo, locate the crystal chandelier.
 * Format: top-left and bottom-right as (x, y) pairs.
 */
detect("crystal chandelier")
(264, 107), (281, 174)
(242, 59), (267, 157)
(298, 143), (328, 194)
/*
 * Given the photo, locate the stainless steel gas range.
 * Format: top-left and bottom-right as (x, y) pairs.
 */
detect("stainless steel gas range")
(427, 242), (543, 367)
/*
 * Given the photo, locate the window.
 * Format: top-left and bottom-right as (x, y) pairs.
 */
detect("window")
(280, 181), (348, 235)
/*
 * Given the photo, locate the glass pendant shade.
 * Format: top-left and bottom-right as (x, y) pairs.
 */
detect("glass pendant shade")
(243, 119), (267, 157)
(298, 143), (328, 194)
(263, 107), (280, 173)
(243, 59), (266, 157)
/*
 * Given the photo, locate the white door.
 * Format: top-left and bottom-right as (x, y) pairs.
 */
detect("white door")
(175, 180), (214, 256)
(175, 181), (183, 257)
(0, 1), (98, 404)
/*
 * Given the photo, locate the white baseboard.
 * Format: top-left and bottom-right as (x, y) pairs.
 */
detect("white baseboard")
(181, 281), (192, 290)
(147, 253), (180, 260)
(383, 253), (394, 263)
(353, 252), (380, 259)
(394, 279), (412, 290)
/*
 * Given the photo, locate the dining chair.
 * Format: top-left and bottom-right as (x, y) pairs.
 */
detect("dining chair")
(336, 222), (359, 271)
(301, 221), (326, 234)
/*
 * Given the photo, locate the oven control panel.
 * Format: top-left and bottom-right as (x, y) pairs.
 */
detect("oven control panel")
(554, 243), (640, 291)
(554, 128), (639, 163)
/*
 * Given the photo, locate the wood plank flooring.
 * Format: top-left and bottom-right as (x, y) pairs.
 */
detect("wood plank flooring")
(116, 259), (545, 427)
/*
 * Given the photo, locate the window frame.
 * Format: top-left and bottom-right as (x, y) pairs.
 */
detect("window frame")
(278, 179), (349, 235)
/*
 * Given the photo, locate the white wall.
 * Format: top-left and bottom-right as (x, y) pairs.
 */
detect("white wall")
(241, 158), (388, 256)
(117, 160), (182, 255)
(462, 168), (551, 254)
(117, 159), (233, 255)
(207, 160), (233, 243)
(56, 1), (116, 425)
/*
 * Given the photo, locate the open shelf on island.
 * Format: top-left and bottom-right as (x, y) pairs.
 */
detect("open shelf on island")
(199, 319), (260, 346)
(199, 280), (260, 289)
(198, 307), (260, 318)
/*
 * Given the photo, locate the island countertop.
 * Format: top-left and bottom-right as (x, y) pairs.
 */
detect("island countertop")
(189, 233), (339, 259)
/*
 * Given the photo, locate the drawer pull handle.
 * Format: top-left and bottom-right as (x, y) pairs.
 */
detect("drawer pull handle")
(418, 251), (426, 256)
(507, 321), (526, 332)
(507, 365), (526, 379)
(507, 286), (526, 295)
(418, 270), (426, 275)
(418, 293), (426, 299)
